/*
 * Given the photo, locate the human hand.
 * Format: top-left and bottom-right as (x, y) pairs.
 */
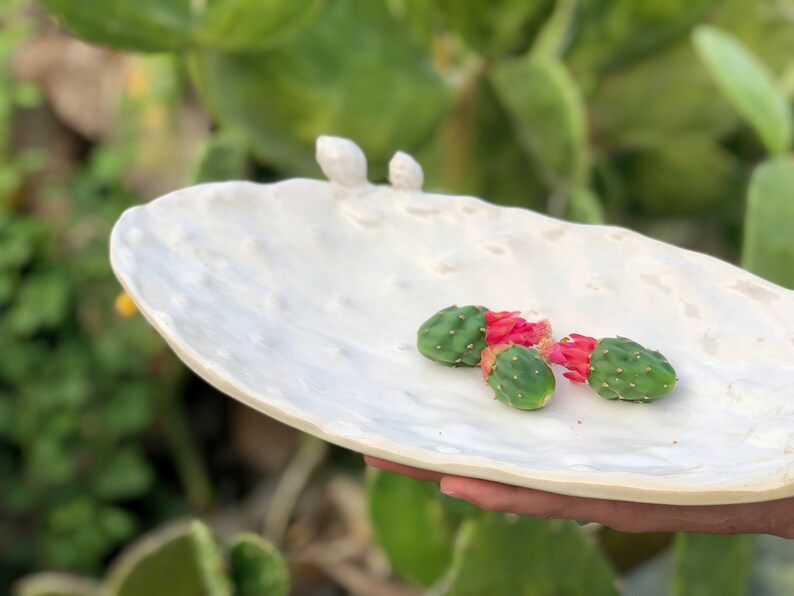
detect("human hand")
(364, 456), (794, 538)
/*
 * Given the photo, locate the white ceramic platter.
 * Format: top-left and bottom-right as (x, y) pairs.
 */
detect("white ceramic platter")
(110, 136), (794, 506)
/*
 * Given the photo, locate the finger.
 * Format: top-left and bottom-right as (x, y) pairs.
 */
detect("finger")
(363, 456), (444, 483)
(439, 476), (794, 536)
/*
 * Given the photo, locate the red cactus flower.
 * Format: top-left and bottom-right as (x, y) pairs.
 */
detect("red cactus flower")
(545, 333), (597, 383)
(485, 311), (551, 347)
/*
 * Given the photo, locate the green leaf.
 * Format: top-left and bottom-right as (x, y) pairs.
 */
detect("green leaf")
(368, 469), (469, 587)
(672, 533), (756, 596)
(531, 0), (577, 59)
(589, 43), (737, 150)
(189, 520), (233, 596)
(192, 0), (453, 176)
(446, 513), (618, 595)
(0, 214), (45, 270)
(97, 506), (137, 544)
(711, 0), (794, 82)
(91, 448), (154, 501)
(39, 0), (195, 52)
(7, 271), (71, 336)
(27, 439), (74, 486)
(566, 0), (714, 82)
(742, 158), (794, 289)
(229, 533), (289, 596)
(693, 25), (793, 155)
(435, 0), (554, 58)
(491, 56), (588, 190)
(39, 0), (321, 53)
(190, 131), (249, 184)
(566, 187), (605, 224)
(625, 137), (741, 216)
(98, 384), (154, 437)
(415, 77), (547, 211)
(194, 0), (323, 52)
(104, 522), (207, 596)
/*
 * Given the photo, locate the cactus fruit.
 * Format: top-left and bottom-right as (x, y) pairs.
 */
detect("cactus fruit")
(417, 305), (551, 367)
(417, 305), (489, 366)
(480, 344), (556, 410)
(546, 334), (676, 402)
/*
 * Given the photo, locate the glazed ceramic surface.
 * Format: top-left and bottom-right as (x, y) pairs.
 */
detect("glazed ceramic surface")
(110, 136), (794, 505)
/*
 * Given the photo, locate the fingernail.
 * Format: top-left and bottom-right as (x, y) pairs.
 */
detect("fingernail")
(440, 487), (460, 498)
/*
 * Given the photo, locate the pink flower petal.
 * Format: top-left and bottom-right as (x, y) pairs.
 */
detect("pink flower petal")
(480, 344), (510, 381)
(547, 334), (597, 383)
(485, 311), (551, 347)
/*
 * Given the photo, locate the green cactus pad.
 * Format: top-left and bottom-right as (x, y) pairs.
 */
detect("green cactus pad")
(587, 337), (676, 402)
(189, 520), (233, 596)
(229, 533), (289, 596)
(486, 345), (556, 410)
(416, 305), (488, 367)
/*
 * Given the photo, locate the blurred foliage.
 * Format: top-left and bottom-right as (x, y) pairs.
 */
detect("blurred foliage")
(37, 0), (323, 53)
(693, 25), (792, 156)
(3, 0), (793, 592)
(446, 512), (617, 595)
(368, 468), (474, 586)
(0, 0), (197, 586)
(742, 157), (794, 289)
(672, 533), (756, 596)
(0, 111), (184, 578)
(13, 519), (289, 596)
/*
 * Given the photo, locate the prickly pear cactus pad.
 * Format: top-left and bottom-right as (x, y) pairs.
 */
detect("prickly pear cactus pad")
(111, 136), (794, 506)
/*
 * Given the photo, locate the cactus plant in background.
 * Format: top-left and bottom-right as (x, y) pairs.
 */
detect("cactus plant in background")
(14, 520), (289, 596)
(742, 158), (794, 290)
(228, 534), (289, 596)
(545, 335), (677, 402)
(446, 513), (618, 596)
(11, 0), (794, 592)
(693, 25), (792, 157)
(188, 521), (233, 596)
(691, 25), (794, 292)
(368, 468), (472, 587)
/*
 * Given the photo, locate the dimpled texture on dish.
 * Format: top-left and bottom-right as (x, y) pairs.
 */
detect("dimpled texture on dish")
(110, 136), (794, 505)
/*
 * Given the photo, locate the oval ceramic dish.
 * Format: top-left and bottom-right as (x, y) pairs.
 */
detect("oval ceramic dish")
(110, 136), (794, 506)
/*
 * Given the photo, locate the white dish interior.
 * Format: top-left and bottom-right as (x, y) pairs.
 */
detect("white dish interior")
(110, 136), (794, 505)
